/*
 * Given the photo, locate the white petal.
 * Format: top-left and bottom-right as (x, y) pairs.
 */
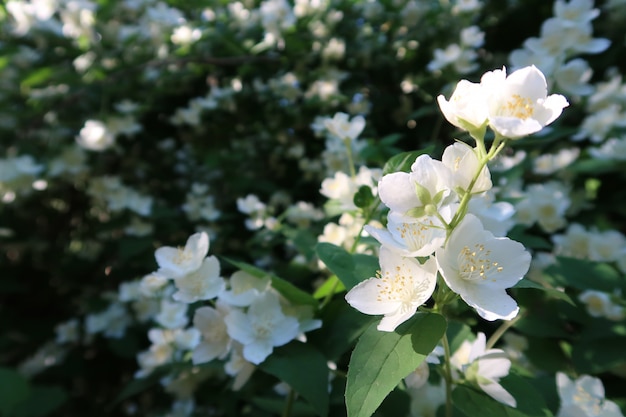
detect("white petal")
(224, 309), (255, 344)
(479, 380), (517, 407)
(345, 278), (402, 315)
(243, 340), (274, 365)
(378, 172), (420, 213)
(461, 285), (520, 321)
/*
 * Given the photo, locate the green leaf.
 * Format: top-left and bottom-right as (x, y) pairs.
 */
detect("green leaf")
(544, 256), (625, 292)
(222, 257), (317, 307)
(382, 147), (434, 175)
(307, 299), (375, 361)
(507, 227), (552, 250)
(315, 243), (378, 291)
(345, 312), (447, 417)
(572, 336), (626, 373)
(20, 67), (54, 88)
(0, 367), (30, 415)
(11, 385), (67, 417)
(513, 279), (574, 305)
(313, 275), (346, 299)
(260, 342), (329, 417)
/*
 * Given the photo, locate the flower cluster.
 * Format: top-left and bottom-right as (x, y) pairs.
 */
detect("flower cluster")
(347, 66), (568, 332)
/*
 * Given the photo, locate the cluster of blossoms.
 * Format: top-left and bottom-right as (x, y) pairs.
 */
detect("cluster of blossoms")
(4, 0), (626, 416)
(345, 65), (569, 407)
(347, 65), (568, 331)
(141, 232), (321, 382)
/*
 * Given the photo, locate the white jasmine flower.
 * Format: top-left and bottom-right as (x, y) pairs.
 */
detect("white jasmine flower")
(556, 372), (624, 417)
(219, 270), (271, 307)
(378, 154), (454, 218)
(533, 147), (580, 175)
(515, 181), (570, 233)
(481, 65), (569, 139)
(76, 119), (115, 151)
(140, 273), (169, 296)
(172, 256), (224, 303)
(155, 299), (189, 329)
(587, 229), (626, 262)
(451, 332), (516, 407)
(323, 112), (365, 142)
(436, 214), (531, 321)
(345, 247), (438, 332)
(155, 232), (210, 279)
(579, 290), (625, 321)
(173, 328), (201, 350)
(589, 136), (626, 161)
(171, 25), (201, 45)
(554, 59), (594, 96)
(364, 212), (446, 257)
(192, 303), (232, 364)
(136, 331), (175, 378)
(554, 0), (600, 25)
(437, 79), (489, 133)
(552, 223), (590, 259)
(441, 142), (492, 194)
(224, 291), (300, 365)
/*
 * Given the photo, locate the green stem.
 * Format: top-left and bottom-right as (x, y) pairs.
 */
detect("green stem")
(343, 137), (357, 179)
(441, 331), (454, 417)
(448, 137), (509, 232)
(282, 387), (295, 417)
(485, 313), (522, 350)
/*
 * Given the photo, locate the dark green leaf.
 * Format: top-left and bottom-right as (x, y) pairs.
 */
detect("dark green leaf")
(260, 342), (329, 417)
(307, 299), (375, 360)
(544, 256), (624, 292)
(0, 367), (30, 415)
(345, 313), (447, 417)
(572, 336), (626, 373)
(513, 279), (574, 305)
(315, 243), (378, 290)
(11, 385), (67, 417)
(382, 147), (434, 175)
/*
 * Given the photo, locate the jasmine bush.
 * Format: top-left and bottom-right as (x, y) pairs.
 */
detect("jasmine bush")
(1, 0), (626, 416)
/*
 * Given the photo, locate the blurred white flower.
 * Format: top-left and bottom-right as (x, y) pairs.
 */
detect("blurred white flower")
(172, 256), (224, 303)
(556, 372), (624, 417)
(192, 303), (233, 364)
(155, 232), (209, 279)
(76, 120), (115, 151)
(451, 332), (516, 407)
(224, 291), (300, 364)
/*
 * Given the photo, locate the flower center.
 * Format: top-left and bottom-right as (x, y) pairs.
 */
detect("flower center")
(458, 244), (503, 281)
(396, 222), (431, 251)
(375, 266), (430, 308)
(174, 247), (193, 265)
(503, 94), (534, 119)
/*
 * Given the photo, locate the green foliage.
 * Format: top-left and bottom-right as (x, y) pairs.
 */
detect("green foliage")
(315, 243), (379, 290)
(345, 313), (447, 417)
(260, 342), (330, 417)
